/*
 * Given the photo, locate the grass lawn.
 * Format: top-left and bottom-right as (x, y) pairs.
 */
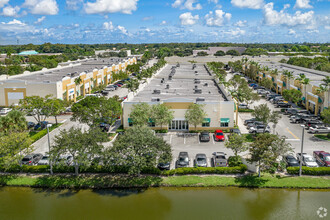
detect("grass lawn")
(314, 134), (330, 141)
(29, 123), (63, 142)
(0, 174), (329, 189)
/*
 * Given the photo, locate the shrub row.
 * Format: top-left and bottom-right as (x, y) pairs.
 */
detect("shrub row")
(238, 109), (254, 113)
(162, 164), (247, 176)
(0, 165), (247, 175)
(287, 166), (330, 175)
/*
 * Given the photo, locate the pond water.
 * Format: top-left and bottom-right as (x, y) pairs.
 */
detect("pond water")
(0, 187), (329, 220)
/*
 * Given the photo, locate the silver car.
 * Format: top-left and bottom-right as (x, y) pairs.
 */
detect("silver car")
(309, 126), (330, 134)
(195, 154), (207, 167)
(249, 125), (270, 133)
(37, 155), (50, 165)
(296, 153), (318, 167)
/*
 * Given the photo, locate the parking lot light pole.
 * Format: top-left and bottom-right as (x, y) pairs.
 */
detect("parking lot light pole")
(299, 125), (305, 177)
(46, 124), (53, 175)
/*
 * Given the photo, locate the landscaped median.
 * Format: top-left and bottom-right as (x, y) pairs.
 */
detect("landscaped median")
(0, 164), (329, 189)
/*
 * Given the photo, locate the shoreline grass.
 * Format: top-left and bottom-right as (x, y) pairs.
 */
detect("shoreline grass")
(0, 174), (329, 189)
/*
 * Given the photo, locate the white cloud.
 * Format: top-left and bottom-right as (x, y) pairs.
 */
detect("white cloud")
(117, 25), (128, 35)
(294, 0), (312, 9)
(160, 20), (167, 25)
(34, 16), (45, 24)
(208, 0), (218, 3)
(2, 5), (20, 17)
(172, 0), (202, 10)
(263, 3), (314, 28)
(23, 0), (59, 15)
(142, 16), (153, 21)
(231, 0), (264, 9)
(288, 29), (296, 35)
(0, 19), (35, 33)
(0, 0), (9, 8)
(307, 29), (319, 33)
(66, 0), (83, 10)
(234, 20), (247, 27)
(84, 0), (138, 14)
(205, 10), (231, 26)
(223, 28), (245, 36)
(103, 21), (114, 30)
(179, 12), (199, 25)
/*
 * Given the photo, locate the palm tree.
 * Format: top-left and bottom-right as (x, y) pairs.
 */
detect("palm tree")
(282, 70), (294, 90)
(301, 78), (310, 107)
(319, 76), (330, 108)
(0, 110), (27, 134)
(74, 76), (82, 96)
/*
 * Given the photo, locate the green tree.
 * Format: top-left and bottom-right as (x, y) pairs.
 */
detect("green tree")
(282, 70), (294, 90)
(151, 103), (174, 129)
(0, 110), (27, 134)
(260, 78), (274, 90)
(248, 134), (292, 177)
(214, 50), (225, 56)
(126, 64), (140, 73)
(252, 104), (279, 133)
(46, 98), (66, 125)
(126, 78), (140, 94)
(19, 95), (51, 126)
(296, 74), (310, 105)
(129, 103), (151, 126)
(225, 134), (247, 156)
(51, 127), (107, 176)
(185, 104), (206, 130)
(282, 89), (302, 104)
(71, 96), (122, 126)
(269, 111), (282, 134)
(105, 126), (172, 175)
(226, 50), (240, 56)
(321, 108), (330, 124)
(0, 132), (33, 169)
(197, 51), (208, 56)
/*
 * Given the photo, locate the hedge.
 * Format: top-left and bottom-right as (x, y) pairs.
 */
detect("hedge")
(162, 164), (247, 176)
(29, 123), (62, 142)
(238, 109), (254, 113)
(287, 166), (330, 175)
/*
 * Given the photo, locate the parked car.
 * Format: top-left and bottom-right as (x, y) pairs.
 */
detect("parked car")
(244, 118), (257, 125)
(304, 120), (325, 130)
(271, 97), (284, 104)
(0, 108), (12, 115)
(238, 104), (249, 109)
(195, 153), (207, 167)
(101, 90), (109, 96)
(214, 130), (225, 142)
(296, 153), (318, 167)
(157, 162), (171, 170)
(308, 126), (330, 134)
(34, 121), (49, 130)
(104, 86), (115, 91)
(176, 152), (190, 168)
(276, 101), (291, 108)
(266, 94), (281, 101)
(38, 155), (50, 165)
(199, 131), (210, 142)
(99, 123), (110, 132)
(283, 155), (299, 167)
(247, 121), (264, 129)
(249, 124), (270, 133)
(56, 155), (73, 166)
(27, 122), (36, 129)
(313, 151), (330, 167)
(286, 108), (309, 116)
(230, 128), (241, 136)
(212, 152), (227, 167)
(21, 153), (43, 165)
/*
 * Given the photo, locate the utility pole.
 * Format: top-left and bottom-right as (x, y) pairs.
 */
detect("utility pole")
(47, 124), (53, 175)
(299, 125), (305, 176)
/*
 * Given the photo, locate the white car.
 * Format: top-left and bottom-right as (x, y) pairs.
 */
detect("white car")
(309, 126), (330, 134)
(37, 155), (49, 165)
(0, 108), (12, 115)
(296, 153), (318, 167)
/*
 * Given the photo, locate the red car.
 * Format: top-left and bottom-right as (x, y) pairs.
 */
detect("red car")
(214, 130), (225, 141)
(313, 151), (330, 167)
(116, 84), (123, 87)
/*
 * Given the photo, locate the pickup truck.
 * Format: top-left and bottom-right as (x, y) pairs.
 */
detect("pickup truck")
(313, 151), (330, 167)
(212, 152), (227, 167)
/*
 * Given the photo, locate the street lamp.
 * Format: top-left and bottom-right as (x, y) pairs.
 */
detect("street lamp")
(46, 124), (53, 175)
(299, 125), (305, 176)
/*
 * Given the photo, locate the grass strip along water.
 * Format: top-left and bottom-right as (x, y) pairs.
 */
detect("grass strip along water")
(0, 174), (329, 189)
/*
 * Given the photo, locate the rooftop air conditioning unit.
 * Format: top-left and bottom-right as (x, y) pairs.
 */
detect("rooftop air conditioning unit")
(194, 89), (202, 94)
(196, 97), (205, 102)
(43, 80), (51, 83)
(195, 85), (198, 89)
(168, 76), (172, 80)
(153, 89), (161, 94)
(166, 84), (170, 89)
(194, 79), (200, 84)
(151, 97), (160, 102)
(204, 83), (208, 86)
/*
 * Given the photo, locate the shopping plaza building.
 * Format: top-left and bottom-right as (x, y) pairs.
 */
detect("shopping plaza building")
(0, 57), (137, 106)
(252, 61), (329, 115)
(122, 64), (235, 131)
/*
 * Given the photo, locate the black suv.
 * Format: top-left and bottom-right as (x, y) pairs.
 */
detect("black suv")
(276, 102), (291, 108)
(176, 152), (190, 168)
(199, 132), (210, 142)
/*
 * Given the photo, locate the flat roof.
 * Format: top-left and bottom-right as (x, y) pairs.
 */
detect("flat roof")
(130, 64), (226, 102)
(5, 58), (124, 83)
(259, 61), (329, 82)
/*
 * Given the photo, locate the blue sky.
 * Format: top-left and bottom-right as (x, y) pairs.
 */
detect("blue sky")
(0, 0), (329, 44)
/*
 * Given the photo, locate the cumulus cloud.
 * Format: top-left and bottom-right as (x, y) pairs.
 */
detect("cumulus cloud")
(2, 5), (20, 17)
(263, 3), (314, 28)
(117, 25), (128, 35)
(172, 0), (202, 10)
(23, 0), (59, 15)
(223, 28), (245, 36)
(103, 21), (114, 30)
(234, 20), (247, 27)
(103, 21), (129, 35)
(0, 19), (36, 33)
(179, 12), (199, 25)
(0, 0), (9, 8)
(160, 20), (167, 25)
(34, 16), (45, 24)
(231, 0), (264, 9)
(142, 16), (153, 21)
(66, 0), (83, 10)
(208, 0), (218, 3)
(205, 10), (231, 26)
(288, 29), (296, 35)
(294, 0), (312, 9)
(84, 0), (138, 14)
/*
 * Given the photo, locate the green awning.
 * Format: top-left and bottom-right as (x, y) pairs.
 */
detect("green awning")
(203, 118), (210, 123)
(283, 82), (286, 87)
(220, 118), (230, 123)
(302, 97), (305, 101)
(148, 118), (155, 123)
(318, 97), (323, 103)
(128, 118), (133, 123)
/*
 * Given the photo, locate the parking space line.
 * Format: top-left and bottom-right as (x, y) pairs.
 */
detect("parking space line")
(184, 135), (186, 144)
(286, 128), (300, 140)
(212, 135), (215, 145)
(170, 134), (172, 144)
(198, 135), (200, 144)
